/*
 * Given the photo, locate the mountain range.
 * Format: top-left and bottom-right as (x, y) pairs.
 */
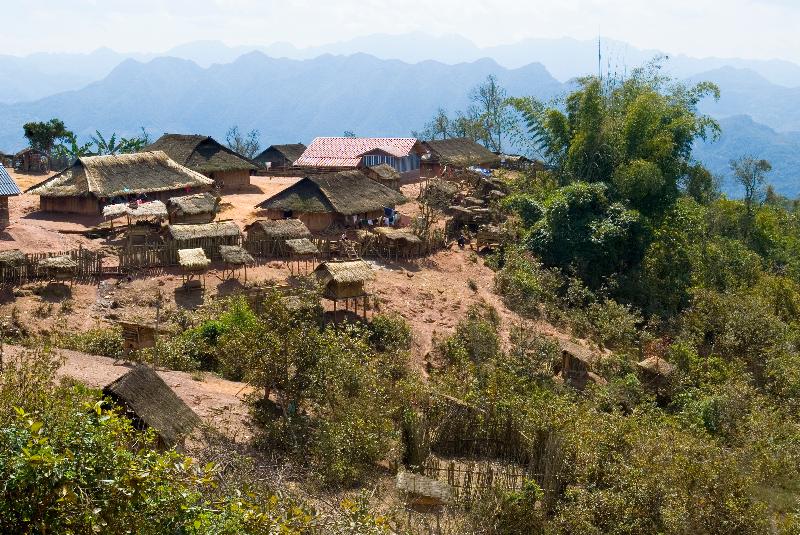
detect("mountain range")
(0, 34), (798, 196)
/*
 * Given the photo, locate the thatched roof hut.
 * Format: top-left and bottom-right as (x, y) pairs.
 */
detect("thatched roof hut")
(167, 220), (241, 241)
(38, 255), (77, 272)
(314, 260), (374, 300)
(254, 144), (307, 169)
(27, 151), (214, 215)
(637, 356), (675, 394)
(245, 218), (311, 240)
(421, 138), (501, 168)
(219, 245), (254, 266)
(364, 163), (401, 190)
(103, 365), (201, 448)
(559, 339), (606, 389)
(256, 171), (407, 232)
(373, 227), (422, 245)
(178, 248), (210, 271)
(0, 249), (25, 267)
(285, 238), (319, 256)
(102, 200), (168, 221)
(167, 192), (219, 224)
(146, 134), (256, 189)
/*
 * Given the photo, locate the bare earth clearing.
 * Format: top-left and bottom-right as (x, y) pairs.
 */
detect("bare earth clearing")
(2, 168), (569, 425)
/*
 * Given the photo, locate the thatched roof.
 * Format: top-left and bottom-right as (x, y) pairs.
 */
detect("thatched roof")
(219, 245), (254, 266)
(285, 238), (319, 255)
(637, 356), (675, 377)
(245, 218), (311, 239)
(314, 260), (374, 284)
(103, 365), (201, 447)
(38, 255), (78, 272)
(102, 200), (168, 220)
(373, 227), (422, 244)
(27, 151), (214, 198)
(254, 144), (307, 166)
(257, 171), (407, 216)
(167, 192), (219, 216)
(0, 164), (21, 196)
(146, 134), (256, 174)
(167, 220), (240, 241)
(367, 163), (400, 181)
(422, 138), (501, 168)
(0, 249), (25, 266)
(560, 339), (599, 365)
(178, 248), (210, 270)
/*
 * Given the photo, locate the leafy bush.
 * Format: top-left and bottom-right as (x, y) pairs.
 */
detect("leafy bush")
(56, 326), (124, 359)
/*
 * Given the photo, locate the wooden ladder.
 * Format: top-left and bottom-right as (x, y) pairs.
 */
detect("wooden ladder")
(341, 240), (360, 260)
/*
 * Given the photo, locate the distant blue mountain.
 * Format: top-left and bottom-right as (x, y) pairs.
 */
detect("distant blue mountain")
(694, 115), (800, 197)
(0, 53), (563, 152)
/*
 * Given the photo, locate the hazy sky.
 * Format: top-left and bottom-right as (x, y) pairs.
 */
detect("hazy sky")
(4, 0), (799, 63)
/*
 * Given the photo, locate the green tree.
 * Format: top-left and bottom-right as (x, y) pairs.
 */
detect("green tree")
(225, 126), (261, 158)
(22, 118), (73, 154)
(731, 155), (772, 215)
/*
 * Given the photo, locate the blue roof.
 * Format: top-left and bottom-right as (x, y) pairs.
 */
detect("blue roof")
(0, 164), (21, 196)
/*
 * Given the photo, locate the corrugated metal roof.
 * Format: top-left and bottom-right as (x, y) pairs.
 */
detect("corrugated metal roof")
(0, 164), (21, 196)
(295, 137), (420, 168)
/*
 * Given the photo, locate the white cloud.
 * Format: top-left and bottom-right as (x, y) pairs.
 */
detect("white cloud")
(2, 0), (798, 63)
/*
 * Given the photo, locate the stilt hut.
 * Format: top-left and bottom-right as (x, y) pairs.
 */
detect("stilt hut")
(0, 249), (27, 284)
(37, 255), (78, 286)
(14, 148), (49, 173)
(103, 365), (201, 450)
(102, 200), (168, 243)
(167, 192), (220, 224)
(314, 260), (374, 320)
(166, 221), (241, 260)
(0, 164), (21, 228)
(118, 320), (165, 355)
(559, 340), (606, 389)
(285, 238), (319, 274)
(637, 356), (675, 396)
(373, 227), (422, 260)
(245, 218), (311, 257)
(26, 151), (214, 215)
(146, 134), (256, 190)
(364, 163), (401, 191)
(218, 245), (255, 281)
(177, 248), (210, 291)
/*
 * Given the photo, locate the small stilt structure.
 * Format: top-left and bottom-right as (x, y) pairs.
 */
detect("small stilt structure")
(177, 248), (210, 292)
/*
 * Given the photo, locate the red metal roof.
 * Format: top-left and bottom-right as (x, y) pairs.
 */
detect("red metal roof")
(295, 137), (420, 168)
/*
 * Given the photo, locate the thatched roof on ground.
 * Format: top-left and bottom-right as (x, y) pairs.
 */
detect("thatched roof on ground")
(27, 151), (214, 198)
(285, 238), (319, 255)
(167, 220), (240, 241)
(104, 365), (201, 447)
(366, 163), (400, 181)
(167, 192), (219, 216)
(314, 260), (375, 284)
(178, 248), (210, 270)
(254, 144), (307, 166)
(0, 164), (21, 196)
(373, 227), (422, 244)
(102, 200), (168, 220)
(38, 255), (77, 272)
(422, 138), (501, 168)
(245, 218), (311, 239)
(146, 134), (256, 174)
(219, 245), (254, 266)
(396, 472), (452, 505)
(637, 356), (675, 377)
(257, 171), (407, 216)
(0, 249), (25, 266)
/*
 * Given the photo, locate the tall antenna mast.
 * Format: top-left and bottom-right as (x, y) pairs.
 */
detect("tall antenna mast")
(598, 32), (602, 81)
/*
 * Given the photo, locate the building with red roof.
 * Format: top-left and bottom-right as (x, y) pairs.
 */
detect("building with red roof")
(294, 137), (424, 181)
